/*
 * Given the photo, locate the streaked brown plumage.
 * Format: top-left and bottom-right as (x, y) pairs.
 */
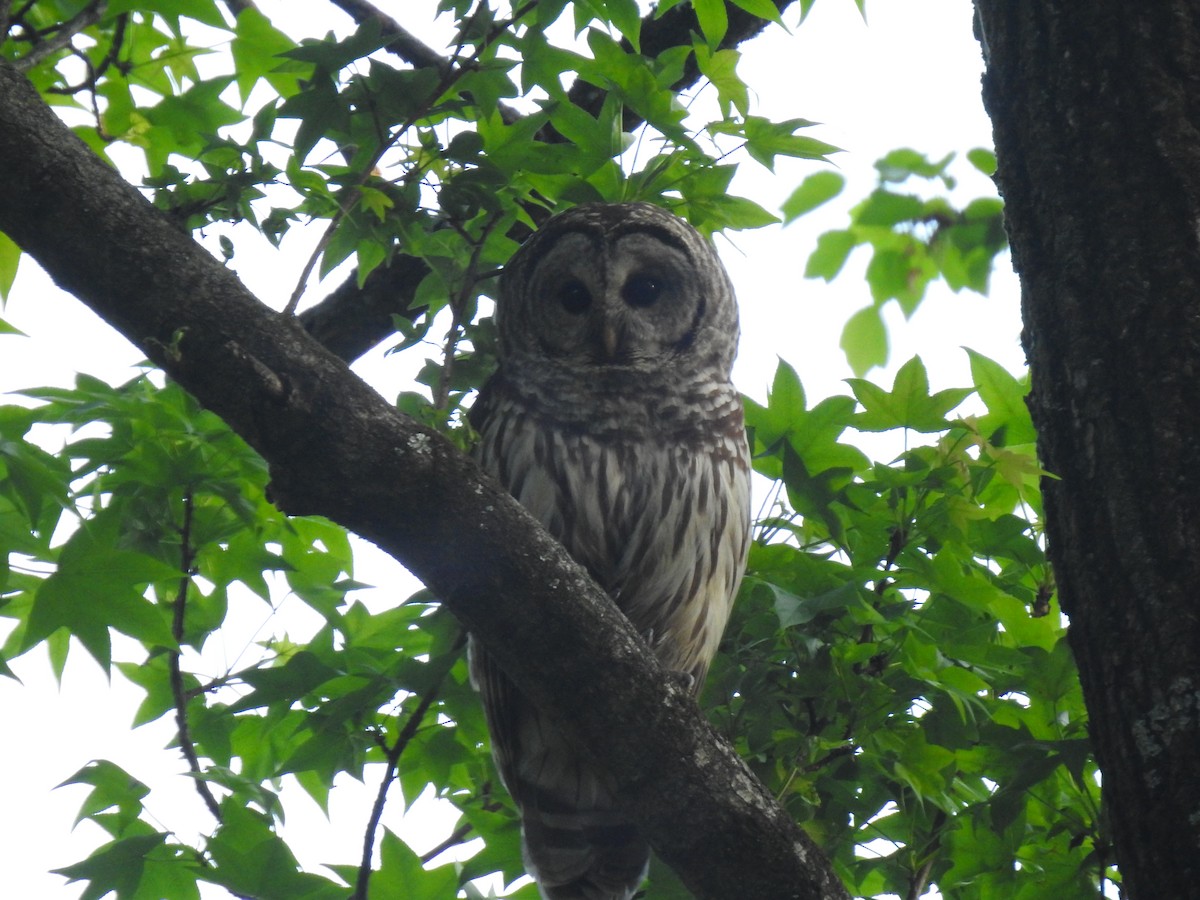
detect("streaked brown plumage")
(469, 202), (751, 899)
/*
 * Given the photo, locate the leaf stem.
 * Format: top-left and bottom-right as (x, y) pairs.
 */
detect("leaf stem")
(169, 487), (223, 823)
(353, 640), (462, 900)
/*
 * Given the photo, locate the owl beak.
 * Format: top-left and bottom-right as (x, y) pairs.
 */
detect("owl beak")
(601, 321), (622, 360)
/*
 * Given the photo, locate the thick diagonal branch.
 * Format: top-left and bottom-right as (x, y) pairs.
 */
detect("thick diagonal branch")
(0, 62), (847, 900)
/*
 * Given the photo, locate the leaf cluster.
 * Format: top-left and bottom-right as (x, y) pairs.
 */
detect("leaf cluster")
(720, 353), (1110, 898)
(787, 148), (1009, 375)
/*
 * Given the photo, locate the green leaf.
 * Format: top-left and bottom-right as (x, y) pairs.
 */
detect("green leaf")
(780, 445), (849, 542)
(0, 230), (20, 301)
(206, 802), (344, 898)
(278, 76), (350, 162)
(695, 46), (748, 118)
(839, 305), (888, 376)
(0, 420), (70, 535)
(855, 190), (924, 227)
(967, 348), (1036, 445)
(864, 242), (937, 309)
(690, 194), (779, 231)
(281, 18), (389, 71)
(143, 78), (244, 171)
(743, 116), (840, 169)
(602, 0), (643, 51)
(692, 0), (729, 47)
(771, 358), (806, 422)
(782, 171), (845, 222)
(849, 356), (974, 432)
(875, 147), (955, 183)
(748, 362), (806, 453)
(806, 229), (857, 281)
(23, 518), (179, 668)
(230, 650), (341, 712)
(645, 853), (702, 899)
(370, 829), (459, 899)
(53, 833), (169, 900)
(107, 0), (226, 27)
(231, 7), (306, 103)
(116, 657), (178, 727)
(728, 0), (787, 26)
(788, 395), (866, 473)
(58, 760), (150, 833)
(770, 580), (862, 627)
(967, 146), (998, 175)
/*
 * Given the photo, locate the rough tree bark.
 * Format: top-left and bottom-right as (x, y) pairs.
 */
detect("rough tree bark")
(976, 3), (1200, 896)
(0, 62), (850, 900)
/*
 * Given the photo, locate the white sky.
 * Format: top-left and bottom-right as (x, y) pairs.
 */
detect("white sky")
(0, 1), (1019, 896)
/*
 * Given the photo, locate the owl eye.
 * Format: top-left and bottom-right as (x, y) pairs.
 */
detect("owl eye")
(557, 278), (592, 315)
(622, 273), (665, 308)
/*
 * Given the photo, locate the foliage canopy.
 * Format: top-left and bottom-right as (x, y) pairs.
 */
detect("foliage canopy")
(0, 2), (1109, 898)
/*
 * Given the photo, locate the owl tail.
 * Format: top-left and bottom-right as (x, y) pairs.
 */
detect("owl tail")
(469, 642), (650, 898)
(522, 802), (649, 900)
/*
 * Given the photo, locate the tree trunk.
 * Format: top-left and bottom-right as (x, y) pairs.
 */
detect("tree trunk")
(975, 3), (1200, 896)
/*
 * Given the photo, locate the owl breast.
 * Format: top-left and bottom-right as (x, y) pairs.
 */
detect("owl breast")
(475, 374), (751, 683)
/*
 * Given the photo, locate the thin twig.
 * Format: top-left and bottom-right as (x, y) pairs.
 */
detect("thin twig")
(9, 0), (39, 28)
(904, 810), (947, 900)
(184, 673), (236, 701)
(419, 820), (476, 865)
(169, 488), (224, 823)
(45, 12), (127, 97)
(433, 214), (501, 412)
(281, 188), (366, 316)
(802, 743), (856, 774)
(905, 855), (936, 900)
(353, 637), (464, 900)
(14, 0), (107, 72)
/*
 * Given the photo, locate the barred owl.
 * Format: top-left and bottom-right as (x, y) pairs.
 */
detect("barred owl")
(468, 202), (751, 900)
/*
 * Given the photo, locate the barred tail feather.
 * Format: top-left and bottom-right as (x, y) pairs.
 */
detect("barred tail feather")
(513, 722), (649, 899)
(469, 641), (650, 899)
(523, 812), (648, 900)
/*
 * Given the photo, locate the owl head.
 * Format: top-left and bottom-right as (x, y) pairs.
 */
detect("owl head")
(495, 203), (740, 384)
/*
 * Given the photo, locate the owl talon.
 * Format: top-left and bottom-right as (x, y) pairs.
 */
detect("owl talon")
(669, 670), (695, 694)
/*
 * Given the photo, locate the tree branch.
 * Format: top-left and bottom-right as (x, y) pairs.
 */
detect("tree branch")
(326, 0), (454, 76)
(0, 61), (847, 900)
(12, 0), (107, 72)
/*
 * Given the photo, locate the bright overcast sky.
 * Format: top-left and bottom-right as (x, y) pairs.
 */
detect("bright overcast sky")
(0, 1), (1018, 896)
